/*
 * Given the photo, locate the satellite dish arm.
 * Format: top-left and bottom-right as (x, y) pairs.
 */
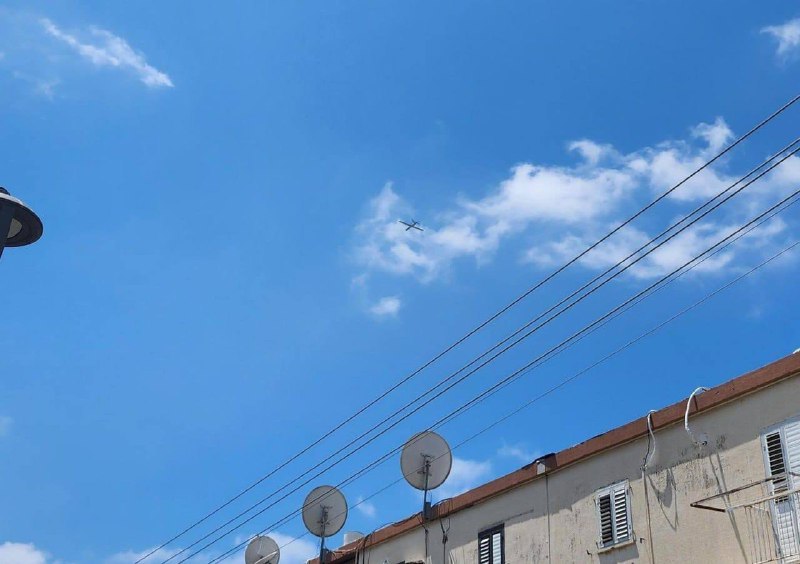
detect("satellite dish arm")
(318, 508), (328, 564)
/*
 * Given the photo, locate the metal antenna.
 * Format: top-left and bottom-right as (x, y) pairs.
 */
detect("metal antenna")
(318, 506), (328, 564)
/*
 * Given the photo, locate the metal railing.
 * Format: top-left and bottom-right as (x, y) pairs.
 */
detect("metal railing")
(692, 473), (800, 564)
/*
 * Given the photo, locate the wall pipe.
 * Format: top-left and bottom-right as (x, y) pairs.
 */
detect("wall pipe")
(684, 387), (710, 446)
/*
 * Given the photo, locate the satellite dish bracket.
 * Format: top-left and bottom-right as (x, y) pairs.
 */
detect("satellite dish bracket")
(422, 455), (434, 521)
(318, 506), (329, 564)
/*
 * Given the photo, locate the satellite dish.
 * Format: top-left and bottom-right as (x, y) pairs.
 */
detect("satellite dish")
(401, 431), (452, 524)
(244, 535), (280, 564)
(302, 486), (348, 564)
(401, 431), (452, 491)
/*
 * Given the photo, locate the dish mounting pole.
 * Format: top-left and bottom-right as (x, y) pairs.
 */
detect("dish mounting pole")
(318, 506), (328, 564)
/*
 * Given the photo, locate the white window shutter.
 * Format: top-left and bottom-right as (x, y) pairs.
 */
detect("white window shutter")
(762, 420), (800, 558)
(596, 482), (631, 548)
(478, 527), (503, 564)
(766, 430), (789, 492)
(598, 494), (614, 546)
(491, 531), (502, 564)
(783, 420), (800, 482)
(613, 486), (630, 542)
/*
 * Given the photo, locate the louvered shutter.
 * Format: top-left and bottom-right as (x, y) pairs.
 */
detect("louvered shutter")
(784, 421), (800, 481)
(478, 526), (503, 564)
(763, 421), (800, 559)
(766, 431), (788, 492)
(478, 534), (491, 564)
(613, 486), (630, 542)
(491, 531), (502, 564)
(598, 494), (614, 546)
(596, 482), (631, 548)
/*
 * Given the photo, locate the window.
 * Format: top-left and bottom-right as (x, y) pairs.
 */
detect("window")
(762, 417), (800, 557)
(595, 481), (631, 549)
(478, 525), (504, 564)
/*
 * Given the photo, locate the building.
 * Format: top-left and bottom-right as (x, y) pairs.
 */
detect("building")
(313, 352), (800, 564)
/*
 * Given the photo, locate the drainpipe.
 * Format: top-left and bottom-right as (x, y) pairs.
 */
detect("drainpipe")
(535, 455), (555, 563)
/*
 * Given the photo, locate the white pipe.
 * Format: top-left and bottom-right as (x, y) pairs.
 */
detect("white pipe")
(685, 386), (710, 446)
(642, 410), (658, 471)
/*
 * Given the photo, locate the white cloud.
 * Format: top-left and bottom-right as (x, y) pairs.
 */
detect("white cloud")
(527, 213), (789, 280)
(355, 495), (377, 518)
(41, 18), (172, 88)
(353, 118), (800, 287)
(0, 542), (48, 564)
(498, 443), (540, 464)
(762, 18), (800, 57)
(105, 546), (206, 564)
(109, 532), (317, 564)
(11, 71), (59, 100)
(259, 532), (317, 564)
(435, 456), (493, 500)
(369, 296), (401, 317)
(568, 139), (616, 166)
(0, 416), (11, 437)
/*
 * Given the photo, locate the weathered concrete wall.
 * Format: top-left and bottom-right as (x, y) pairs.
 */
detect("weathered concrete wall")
(352, 375), (800, 564)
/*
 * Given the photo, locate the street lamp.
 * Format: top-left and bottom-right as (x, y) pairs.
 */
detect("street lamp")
(0, 187), (43, 259)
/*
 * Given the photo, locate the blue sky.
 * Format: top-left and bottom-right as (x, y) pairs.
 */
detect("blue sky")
(2, 2), (800, 563)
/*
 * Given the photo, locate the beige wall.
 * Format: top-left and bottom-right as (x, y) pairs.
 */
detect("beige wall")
(350, 376), (800, 564)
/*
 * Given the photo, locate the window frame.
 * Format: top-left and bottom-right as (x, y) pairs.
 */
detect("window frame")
(762, 414), (800, 491)
(477, 524), (505, 564)
(594, 480), (633, 550)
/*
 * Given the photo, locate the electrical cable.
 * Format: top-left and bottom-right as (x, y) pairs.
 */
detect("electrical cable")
(174, 153), (800, 564)
(163, 140), (800, 564)
(136, 91), (800, 563)
(210, 222), (800, 564)
(194, 185), (800, 564)
(211, 232), (800, 564)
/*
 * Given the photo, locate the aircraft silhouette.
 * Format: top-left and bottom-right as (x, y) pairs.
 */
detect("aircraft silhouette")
(398, 219), (424, 232)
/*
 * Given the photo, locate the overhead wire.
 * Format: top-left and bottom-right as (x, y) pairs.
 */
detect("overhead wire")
(162, 136), (800, 562)
(189, 178), (800, 564)
(136, 91), (800, 563)
(170, 143), (800, 563)
(210, 223), (800, 564)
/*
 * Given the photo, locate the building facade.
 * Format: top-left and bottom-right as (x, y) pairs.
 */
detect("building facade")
(316, 352), (800, 564)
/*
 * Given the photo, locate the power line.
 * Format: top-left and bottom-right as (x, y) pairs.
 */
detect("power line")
(266, 233), (800, 564)
(184, 182), (800, 564)
(162, 138), (800, 563)
(136, 91), (800, 563)
(166, 143), (800, 564)
(209, 203), (800, 564)
(210, 195), (800, 564)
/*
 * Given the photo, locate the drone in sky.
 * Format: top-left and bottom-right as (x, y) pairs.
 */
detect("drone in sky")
(398, 219), (424, 232)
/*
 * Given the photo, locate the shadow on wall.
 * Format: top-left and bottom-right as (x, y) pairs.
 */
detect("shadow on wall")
(649, 467), (677, 531)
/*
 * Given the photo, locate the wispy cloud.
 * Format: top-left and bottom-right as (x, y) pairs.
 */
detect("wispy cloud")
(0, 415), (12, 437)
(498, 442), (540, 464)
(369, 295), (402, 317)
(108, 531), (317, 564)
(762, 18), (800, 58)
(105, 545), (217, 564)
(356, 495), (377, 518)
(353, 118), (799, 288)
(435, 456), (493, 500)
(41, 18), (172, 88)
(257, 532), (317, 564)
